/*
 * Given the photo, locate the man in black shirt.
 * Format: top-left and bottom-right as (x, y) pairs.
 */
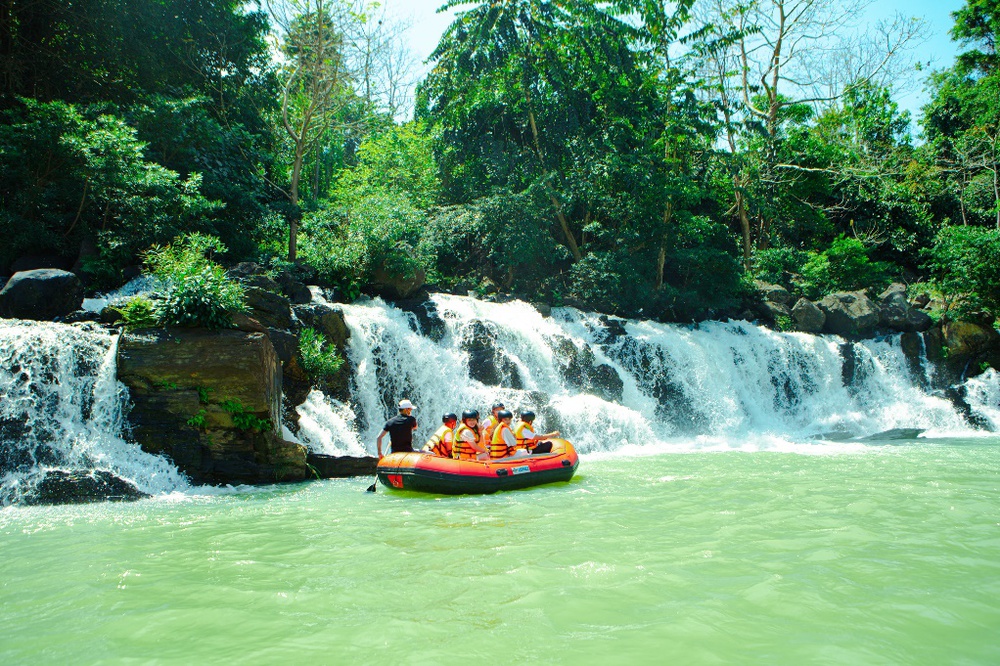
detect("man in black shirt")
(376, 399), (418, 457)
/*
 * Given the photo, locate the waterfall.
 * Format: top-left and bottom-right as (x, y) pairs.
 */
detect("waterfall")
(0, 320), (188, 505)
(297, 294), (1000, 456)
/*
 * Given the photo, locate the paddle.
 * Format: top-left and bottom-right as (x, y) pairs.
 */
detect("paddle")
(366, 474), (378, 492)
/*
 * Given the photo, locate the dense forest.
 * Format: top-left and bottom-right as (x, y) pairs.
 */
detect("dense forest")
(1, 0), (998, 326)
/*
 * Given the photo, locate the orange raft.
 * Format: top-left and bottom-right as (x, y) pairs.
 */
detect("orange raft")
(377, 438), (579, 494)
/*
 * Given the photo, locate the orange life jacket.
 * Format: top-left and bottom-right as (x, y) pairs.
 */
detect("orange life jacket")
(424, 424), (454, 458)
(452, 422), (480, 460)
(513, 420), (535, 450)
(490, 422), (515, 459)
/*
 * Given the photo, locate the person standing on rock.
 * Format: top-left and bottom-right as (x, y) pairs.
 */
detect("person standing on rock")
(376, 399), (418, 458)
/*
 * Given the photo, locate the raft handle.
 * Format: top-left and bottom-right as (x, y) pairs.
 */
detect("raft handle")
(496, 468), (509, 477)
(561, 460), (572, 467)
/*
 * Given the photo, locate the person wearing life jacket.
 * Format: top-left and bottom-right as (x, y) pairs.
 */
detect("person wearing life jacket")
(421, 413), (457, 458)
(452, 410), (489, 461)
(480, 402), (505, 448)
(514, 411), (559, 454)
(490, 410), (519, 459)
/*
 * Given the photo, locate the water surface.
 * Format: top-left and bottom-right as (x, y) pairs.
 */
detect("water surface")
(4, 441), (999, 664)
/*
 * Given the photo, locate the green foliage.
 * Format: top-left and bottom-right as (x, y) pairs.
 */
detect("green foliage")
(187, 410), (207, 429)
(112, 296), (159, 329)
(798, 237), (892, 299)
(144, 233), (245, 329)
(197, 387), (214, 405)
(298, 328), (345, 380)
(219, 400), (272, 432)
(753, 247), (809, 287)
(925, 226), (1000, 320)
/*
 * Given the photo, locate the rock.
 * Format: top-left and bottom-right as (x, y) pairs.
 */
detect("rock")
(791, 298), (826, 333)
(878, 283), (933, 332)
(23, 470), (149, 505)
(306, 453), (378, 478)
(117, 328), (307, 485)
(0, 269), (85, 321)
(266, 328), (299, 364)
(550, 335), (624, 402)
(370, 260), (426, 300)
(899, 332), (927, 386)
(394, 298), (446, 341)
(593, 315), (629, 346)
(943, 320), (1000, 363)
(755, 280), (791, 305)
(245, 274), (282, 292)
(245, 286), (293, 330)
(226, 262), (266, 280)
(856, 428), (925, 442)
(532, 302), (552, 318)
(762, 301), (792, 327)
(276, 271), (312, 304)
(63, 309), (101, 324)
(913, 293), (931, 309)
(100, 306), (124, 325)
(461, 320), (523, 388)
(818, 291), (879, 338)
(293, 303), (350, 350)
(230, 311), (266, 333)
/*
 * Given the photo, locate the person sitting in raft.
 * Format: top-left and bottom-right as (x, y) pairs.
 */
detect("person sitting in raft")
(376, 399), (418, 459)
(422, 413), (457, 457)
(490, 409), (524, 459)
(480, 401), (505, 448)
(453, 410), (490, 461)
(513, 411), (560, 454)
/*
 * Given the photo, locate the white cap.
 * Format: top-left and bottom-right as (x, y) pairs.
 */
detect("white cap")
(398, 399), (415, 410)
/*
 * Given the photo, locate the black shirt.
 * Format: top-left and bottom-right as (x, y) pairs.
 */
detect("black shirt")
(382, 414), (418, 452)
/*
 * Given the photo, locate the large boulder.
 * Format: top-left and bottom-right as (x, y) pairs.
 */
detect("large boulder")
(245, 286), (293, 330)
(22, 470), (149, 505)
(818, 291), (880, 338)
(550, 335), (624, 402)
(755, 281), (791, 305)
(461, 320), (523, 388)
(943, 320), (1000, 368)
(0, 269), (84, 321)
(117, 329), (307, 485)
(306, 453), (377, 478)
(791, 298), (826, 333)
(878, 283), (933, 332)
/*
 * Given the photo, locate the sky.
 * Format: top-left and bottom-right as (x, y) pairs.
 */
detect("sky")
(389, 0), (968, 127)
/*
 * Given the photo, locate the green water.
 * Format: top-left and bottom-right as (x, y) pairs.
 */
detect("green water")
(3, 442), (1000, 665)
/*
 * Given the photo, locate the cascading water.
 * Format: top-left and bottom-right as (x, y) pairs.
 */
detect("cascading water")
(0, 320), (188, 505)
(296, 294), (1000, 456)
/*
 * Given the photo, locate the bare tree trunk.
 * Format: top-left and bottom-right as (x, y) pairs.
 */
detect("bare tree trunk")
(736, 189), (752, 270)
(289, 146), (305, 262)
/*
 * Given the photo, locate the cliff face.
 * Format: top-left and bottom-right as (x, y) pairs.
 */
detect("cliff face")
(117, 328), (307, 485)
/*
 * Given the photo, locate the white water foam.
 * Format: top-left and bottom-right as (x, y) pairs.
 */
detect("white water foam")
(295, 294), (1000, 457)
(0, 320), (188, 504)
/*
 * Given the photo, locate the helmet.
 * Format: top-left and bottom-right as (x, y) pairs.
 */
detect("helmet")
(519, 410), (535, 422)
(491, 402), (505, 411)
(497, 409), (513, 420)
(442, 412), (458, 424)
(461, 409), (480, 421)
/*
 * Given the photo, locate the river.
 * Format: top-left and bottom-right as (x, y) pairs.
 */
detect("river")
(2, 295), (999, 663)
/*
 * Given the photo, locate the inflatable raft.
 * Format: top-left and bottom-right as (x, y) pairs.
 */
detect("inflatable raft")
(377, 438), (579, 494)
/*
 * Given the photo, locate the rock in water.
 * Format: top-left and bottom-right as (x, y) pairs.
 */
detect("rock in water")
(117, 329), (307, 485)
(878, 283), (933, 332)
(23, 470), (149, 505)
(0, 269), (84, 321)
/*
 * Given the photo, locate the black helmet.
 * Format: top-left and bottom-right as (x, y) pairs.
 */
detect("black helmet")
(442, 412), (458, 423)
(519, 410), (535, 422)
(497, 409), (513, 420)
(461, 409), (480, 420)
(491, 402), (505, 411)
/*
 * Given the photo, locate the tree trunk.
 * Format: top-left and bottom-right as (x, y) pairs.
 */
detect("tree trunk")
(289, 146), (305, 262)
(736, 189), (752, 270)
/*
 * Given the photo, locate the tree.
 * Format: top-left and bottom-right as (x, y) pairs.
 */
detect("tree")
(695, 0), (926, 259)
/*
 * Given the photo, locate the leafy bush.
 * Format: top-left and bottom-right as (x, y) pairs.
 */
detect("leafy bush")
(144, 233), (245, 328)
(798, 236), (891, 299)
(112, 295), (159, 329)
(925, 226), (1000, 321)
(298, 328), (345, 379)
(753, 247), (808, 286)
